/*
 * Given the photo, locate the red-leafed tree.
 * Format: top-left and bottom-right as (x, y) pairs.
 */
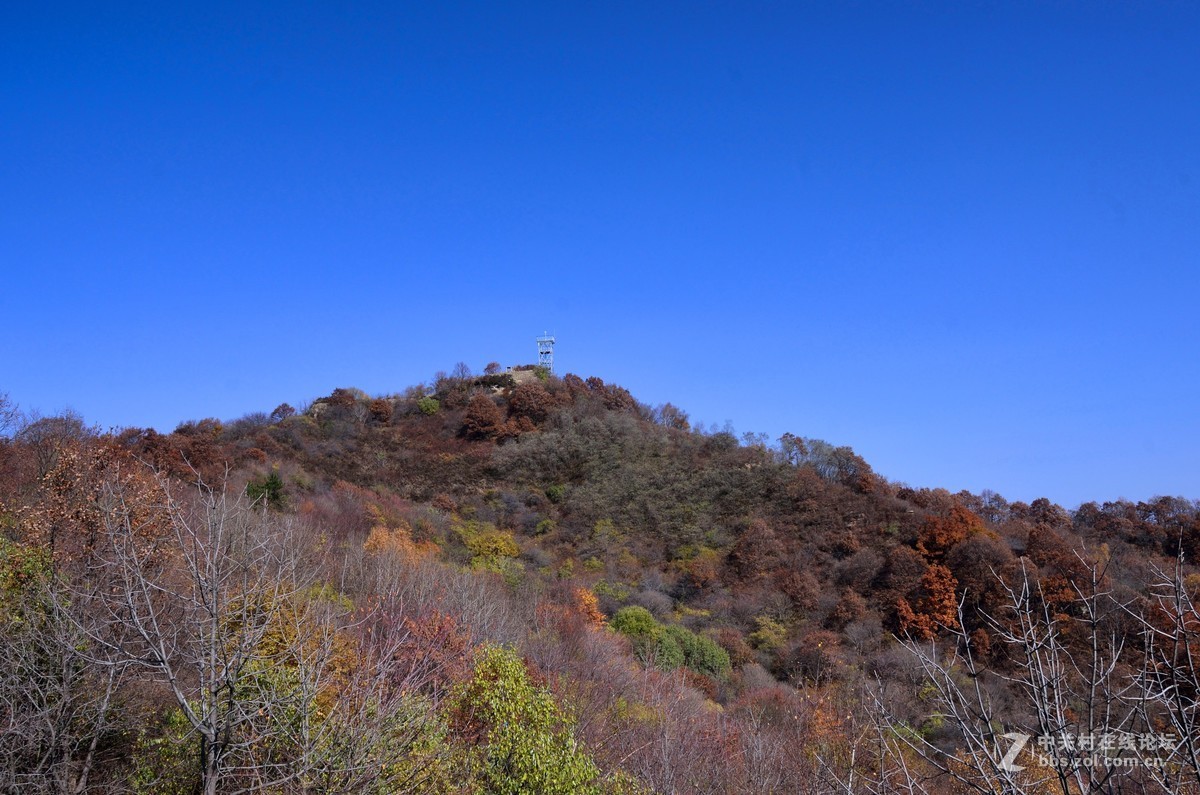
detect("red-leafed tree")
(507, 382), (554, 425)
(461, 395), (505, 441)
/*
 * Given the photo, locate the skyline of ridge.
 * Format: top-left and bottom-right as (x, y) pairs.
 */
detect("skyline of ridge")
(2, 2), (1197, 508)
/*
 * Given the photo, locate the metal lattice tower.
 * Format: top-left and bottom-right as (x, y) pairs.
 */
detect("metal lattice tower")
(536, 332), (556, 373)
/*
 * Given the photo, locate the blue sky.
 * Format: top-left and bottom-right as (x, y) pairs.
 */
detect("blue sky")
(2, 2), (1197, 507)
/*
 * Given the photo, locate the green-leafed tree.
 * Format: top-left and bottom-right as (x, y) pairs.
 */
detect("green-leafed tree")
(450, 644), (603, 794)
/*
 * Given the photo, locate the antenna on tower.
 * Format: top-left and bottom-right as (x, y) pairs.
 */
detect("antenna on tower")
(536, 332), (556, 373)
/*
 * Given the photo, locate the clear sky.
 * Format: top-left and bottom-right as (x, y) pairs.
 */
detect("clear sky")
(2, 2), (1197, 508)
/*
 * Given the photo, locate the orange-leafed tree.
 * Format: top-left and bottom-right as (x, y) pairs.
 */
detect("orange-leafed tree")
(916, 502), (985, 563)
(573, 586), (606, 628)
(507, 382), (554, 426)
(462, 395), (505, 441)
(897, 564), (960, 640)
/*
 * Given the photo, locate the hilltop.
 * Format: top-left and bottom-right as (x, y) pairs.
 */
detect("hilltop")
(1, 374), (1198, 794)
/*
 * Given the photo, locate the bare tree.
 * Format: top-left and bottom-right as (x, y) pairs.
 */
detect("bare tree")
(0, 547), (127, 794)
(16, 410), (92, 480)
(1127, 556), (1200, 794)
(866, 556), (1177, 795)
(0, 391), (20, 436)
(56, 466), (458, 795)
(73, 474), (307, 795)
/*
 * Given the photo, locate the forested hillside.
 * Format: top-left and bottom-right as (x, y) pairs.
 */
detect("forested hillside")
(1, 371), (1198, 794)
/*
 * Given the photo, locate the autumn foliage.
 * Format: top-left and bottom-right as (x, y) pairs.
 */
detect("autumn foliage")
(0, 377), (1197, 793)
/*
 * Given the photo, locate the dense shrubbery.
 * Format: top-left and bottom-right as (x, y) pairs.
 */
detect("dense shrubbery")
(0, 380), (1198, 793)
(611, 606), (730, 678)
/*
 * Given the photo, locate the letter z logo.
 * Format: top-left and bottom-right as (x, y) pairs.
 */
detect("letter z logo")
(998, 732), (1031, 772)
